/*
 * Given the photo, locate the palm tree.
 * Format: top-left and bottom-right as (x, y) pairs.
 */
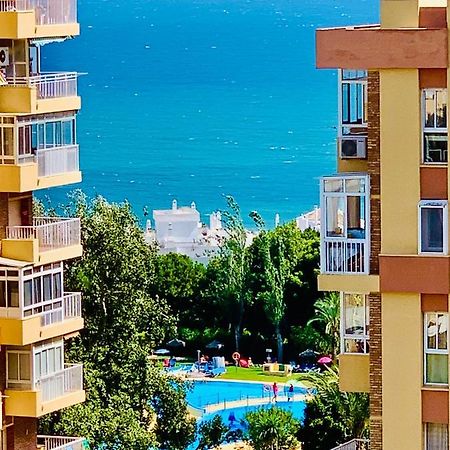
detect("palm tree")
(307, 292), (340, 359)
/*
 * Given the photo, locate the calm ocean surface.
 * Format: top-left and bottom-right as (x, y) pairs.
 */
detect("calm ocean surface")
(40, 0), (378, 226)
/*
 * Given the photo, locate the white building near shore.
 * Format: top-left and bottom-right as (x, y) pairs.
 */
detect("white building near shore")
(296, 206), (320, 232)
(145, 200), (225, 263)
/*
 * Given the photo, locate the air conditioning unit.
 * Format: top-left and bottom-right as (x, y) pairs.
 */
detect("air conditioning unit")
(0, 48), (9, 67)
(340, 136), (367, 159)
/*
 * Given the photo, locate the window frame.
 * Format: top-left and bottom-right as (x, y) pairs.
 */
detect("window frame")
(422, 88), (448, 165)
(424, 423), (449, 450)
(418, 200), (448, 255)
(340, 293), (369, 355)
(424, 312), (449, 387)
(6, 350), (32, 387)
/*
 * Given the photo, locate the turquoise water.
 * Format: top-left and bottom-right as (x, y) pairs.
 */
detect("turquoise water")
(187, 380), (305, 409)
(41, 0), (378, 225)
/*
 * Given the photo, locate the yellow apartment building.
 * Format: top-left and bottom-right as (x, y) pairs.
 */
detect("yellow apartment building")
(316, 0), (450, 449)
(0, 0), (85, 448)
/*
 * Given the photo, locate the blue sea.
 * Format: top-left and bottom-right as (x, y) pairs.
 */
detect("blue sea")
(40, 0), (378, 226)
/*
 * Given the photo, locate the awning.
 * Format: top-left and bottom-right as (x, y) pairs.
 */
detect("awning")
(0, 257), (32, 268)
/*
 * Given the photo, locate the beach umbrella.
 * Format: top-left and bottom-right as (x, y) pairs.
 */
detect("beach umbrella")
(167, 338), (186, 348)
(317, 356), (333, 365)
(154, 348), (170, 355)
(206, 340), (224, 350)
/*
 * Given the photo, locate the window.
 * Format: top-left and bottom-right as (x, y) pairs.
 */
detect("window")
(342, 293), (369, 354)
(425, 423), (449, 450)
(423, 89), (447, 164)
(7, 351), (31, 385)
(33, 340), (64, 381)
(419, 201), (448, 254)
(424, 313), (448, 385)
(323, 176), (367, 239)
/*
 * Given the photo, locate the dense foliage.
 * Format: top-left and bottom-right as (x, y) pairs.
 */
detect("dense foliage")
(196, 415), (230, 450)
(40, 194), (196, 449)
(298, 367), (370, 450)
(245, 407), (300, 450)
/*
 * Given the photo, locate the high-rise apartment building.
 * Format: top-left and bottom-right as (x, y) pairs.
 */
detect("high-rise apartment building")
(0, 1), (85, 448)
(316, 1), (450, 449)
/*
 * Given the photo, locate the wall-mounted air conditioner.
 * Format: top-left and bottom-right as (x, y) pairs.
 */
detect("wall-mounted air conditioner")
(340, 136), (367, 159)
(0, 48), (9, 67)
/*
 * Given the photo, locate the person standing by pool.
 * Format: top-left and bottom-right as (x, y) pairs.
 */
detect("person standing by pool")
(287, 383), (294, 402)
(272, 382), (279, 402)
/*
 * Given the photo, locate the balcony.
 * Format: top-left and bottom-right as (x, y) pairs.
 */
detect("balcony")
(0, 0), (79, 39)
(5, 363), (85, 417)
(0, 291), (83, 346)
(37, 436), (86, 450)
(0, 72), (80, 114)
(2, 217), (82, 264)
(320, 175), (370, 275)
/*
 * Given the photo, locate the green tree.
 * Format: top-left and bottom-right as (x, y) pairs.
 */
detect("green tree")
(245, 407), (300, 450)
(256, 231), (289, 362)
(196, 415), (230, 450)
(40, 193), (196, 449)
(208, 196), (256, 351)
(298, 366), (369, 450)
(307, 292), (340, 359)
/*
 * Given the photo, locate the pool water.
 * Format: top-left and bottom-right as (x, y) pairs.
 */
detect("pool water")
(186, 380), (306, 409)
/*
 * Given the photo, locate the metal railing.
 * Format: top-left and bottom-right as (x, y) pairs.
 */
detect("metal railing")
(6, 72), (78, 99)
(37, 144), (79, 177)
(40, 292), (82, 326)
(38, 363), (83, 403)
(37, 436), (85, 450)
(331, 439), (369, 450)
(0, 0), (77, 25)
(7, 217), (81, 251)
(322, 239), (368, 274)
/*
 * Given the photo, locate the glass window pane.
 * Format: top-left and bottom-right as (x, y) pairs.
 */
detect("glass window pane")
(33, 277), (41, 304)
(7, 281), (19, 308)
(344, 294), (365, 336)
(43, 274), (52, 301)
(436, 90), (447, 128)
(19, 353), (30, 381)
(426, 353), (448, 384)
(345, 178), (365, 193)
(55, 346), (62, 371)
(24, 280), (32, 307)
(0, 280), (5, 307)
(421, 207), (444, 253)
(53, 273), (62, 299)
(344, 338), (365, 354)
(2, 127), (13, 157)
(8, 353), (19, 380)
(424, 133), (447, 164)
(347, 196), (365, 239)
(48, 348), (55, 374)
(34, 353), (41, 381)
(41, 350), (48, 377)
(438, 314), (448, 350)
(324, 179), (343, 193)
(326, 197), (344, 237)
(427, 314), (437, 349)
(426, 423), (449, 450)
(425, 91), (436, 128)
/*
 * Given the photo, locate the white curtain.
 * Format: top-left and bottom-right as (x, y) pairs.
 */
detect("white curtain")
(426, 423), (448, 450)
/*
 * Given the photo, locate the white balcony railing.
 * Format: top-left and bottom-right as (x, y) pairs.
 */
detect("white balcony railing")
(6, 72), (78, 99)
(331, 438), (370, 450)
(0, 0), (77, 25)
(323, 239), (368, 274)
(37, 144), (79, 177)
(38, 363), (83, 403)
(7, 217), (81, 252)
(37, 436), (85, 450)
(40, 292), (82, 327)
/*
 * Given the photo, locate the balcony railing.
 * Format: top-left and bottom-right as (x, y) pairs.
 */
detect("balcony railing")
(38, 363), (83, 403)
(37, 436), (85, 450)
(5, 72), (78, 99)
(36, 144), (79, 177)
(40, 292), (82, 327)
(322, 239), (368, 274)
(7, 217), (81, 252)
(0, 0), (77, 25)
(331, 439), (369, 450)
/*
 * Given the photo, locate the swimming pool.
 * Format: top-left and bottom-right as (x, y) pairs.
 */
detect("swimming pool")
(186, 380), (307, 410)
